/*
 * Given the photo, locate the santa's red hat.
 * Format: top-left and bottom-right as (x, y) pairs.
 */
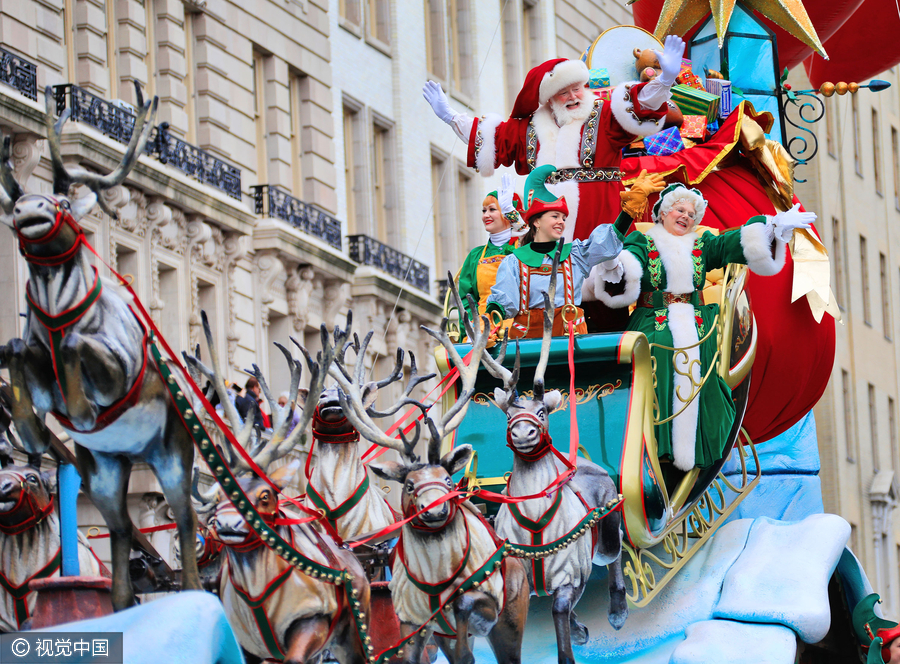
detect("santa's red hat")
(510, 59), (590, 119)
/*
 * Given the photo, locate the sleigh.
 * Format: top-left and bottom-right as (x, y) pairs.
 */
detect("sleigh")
(437, 255), (761, 607)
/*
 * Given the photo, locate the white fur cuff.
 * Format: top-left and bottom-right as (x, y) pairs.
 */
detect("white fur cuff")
(740, 221), (786, 277)
(610, 82), (667, 138)
(595, 250), (643, 309)
(474, 113), (503, 176)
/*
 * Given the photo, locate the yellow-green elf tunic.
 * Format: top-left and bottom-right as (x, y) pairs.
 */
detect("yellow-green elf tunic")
(600, 215), (786, 471)
(456, 240), (517, 323)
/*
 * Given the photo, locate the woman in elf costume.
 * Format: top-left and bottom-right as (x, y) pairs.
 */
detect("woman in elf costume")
(455, 174), (525, 324)
(597, 183), (814, 472)
(853, 593), (900, 664)
(485, 165), (660, 338)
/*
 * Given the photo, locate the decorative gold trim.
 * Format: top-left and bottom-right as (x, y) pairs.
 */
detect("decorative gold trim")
(471, 381), (621, 411)
(622, 428), (761, 607)
(617, 332), (669, 549)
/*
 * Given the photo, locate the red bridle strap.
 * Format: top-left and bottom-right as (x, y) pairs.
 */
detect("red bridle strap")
(0, 481), (55, 536)
(15, 200), (87, 267)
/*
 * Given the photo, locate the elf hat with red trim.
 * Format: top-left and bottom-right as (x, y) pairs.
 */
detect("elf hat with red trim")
(524, 165), (568, 222)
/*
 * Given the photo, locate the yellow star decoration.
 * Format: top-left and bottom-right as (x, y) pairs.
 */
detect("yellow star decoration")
(654, 0), (827, 57)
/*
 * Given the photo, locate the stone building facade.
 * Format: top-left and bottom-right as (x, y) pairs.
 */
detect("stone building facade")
(791, 64), (900, 616)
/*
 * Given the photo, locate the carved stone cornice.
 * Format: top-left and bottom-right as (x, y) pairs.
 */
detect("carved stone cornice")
(11, 134), (42, 189)
(285, 266), (316, 333)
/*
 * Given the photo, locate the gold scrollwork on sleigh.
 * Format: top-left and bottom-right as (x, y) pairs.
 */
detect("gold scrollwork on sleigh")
(472, 380), (623, 411)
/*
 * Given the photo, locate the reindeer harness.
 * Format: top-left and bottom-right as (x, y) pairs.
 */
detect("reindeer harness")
(0, 468), (60, 628)
(504, 419), (597, 597)
(224, 523), (346, 661)
(0, 548), (61, 629)
(304, 410), (375, 529)
(17, 199), (151, 433)
(395, 513), (509, 638)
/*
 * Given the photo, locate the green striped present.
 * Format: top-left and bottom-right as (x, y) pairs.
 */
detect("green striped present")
(671, 84), (720, 123)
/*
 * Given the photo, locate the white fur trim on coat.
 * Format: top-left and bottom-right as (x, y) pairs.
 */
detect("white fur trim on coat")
(610, 82), (667, 138)
(594, 250), (643, 308)
(474, 113), (503, 177)
(645, 224), (698, 293)
(667, 302), (700, 471)
(740, 221), (786, 277)
(532, 104), (582, 238)
(539, 60), (590, 106)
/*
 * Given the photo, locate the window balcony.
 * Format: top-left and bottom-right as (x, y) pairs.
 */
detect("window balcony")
(251, 184), (341, 250)
(347, 234), (430, 293)
(53, 84), (242, 201)
(0, 47), (37, 101)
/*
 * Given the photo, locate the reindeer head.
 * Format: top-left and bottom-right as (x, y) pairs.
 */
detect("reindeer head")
(370, 446), (472, 530)
(195, 461), (300, 550)
(0, 433), (55, 535)
(0, 84), (157, 266)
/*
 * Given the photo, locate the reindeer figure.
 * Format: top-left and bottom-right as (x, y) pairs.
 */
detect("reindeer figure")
(0, 85), (202, 610)
(328, 312), (530, 664)
(304, 314), (434, 542)
(187, 313), (370, 664)
(0, 426), (100, 632)
(458, 249), (627, 664)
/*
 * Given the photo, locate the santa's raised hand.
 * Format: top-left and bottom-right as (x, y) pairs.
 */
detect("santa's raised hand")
(423, 81), (457, 124)
(654, 35), (687, 86)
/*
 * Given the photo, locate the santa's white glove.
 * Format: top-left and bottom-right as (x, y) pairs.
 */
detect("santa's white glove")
(423, 81), (457, 124)
(498, 174), (516, 214)
(598, 257), (625, 284)
(768, 203), (816, 243)
(654, 35), (686, 87)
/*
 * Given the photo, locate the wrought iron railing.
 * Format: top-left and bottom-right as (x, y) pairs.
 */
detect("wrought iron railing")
(154, 122), (242, 200)
(0, 47), (37, 101)
(251, 184), (342, 249)
(53, 85), (242, 201)
(54, 84), (140, 146)
(347, 234), (430, 293)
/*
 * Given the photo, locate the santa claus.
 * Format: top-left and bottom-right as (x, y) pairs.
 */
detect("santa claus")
(423, 35), (685, 244)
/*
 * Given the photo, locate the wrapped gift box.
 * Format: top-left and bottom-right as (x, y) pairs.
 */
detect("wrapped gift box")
(675, 60), (705, 90)
(644, 127), (685, 156)
(679, 115), (707, 139)
(588, 68), (611, 89)
(704, 78), (733, 118)
(707, 119), (721, 135)
(594, 86), (614, 102)
(672, 84), (720, 123)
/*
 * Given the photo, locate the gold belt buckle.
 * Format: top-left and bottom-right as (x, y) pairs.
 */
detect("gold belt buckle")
(560, 304), (579, 323)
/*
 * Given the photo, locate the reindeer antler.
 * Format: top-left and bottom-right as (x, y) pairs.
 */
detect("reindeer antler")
(43, 82), (158, 219)
(183, 311), (256, 474)
(0, 136), (23, 215)
(446, 271), (521, 396)
(420, 277), (490, 464)
(326, 316), (428, 458)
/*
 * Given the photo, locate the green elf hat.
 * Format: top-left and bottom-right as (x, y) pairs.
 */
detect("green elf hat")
(524, 164), (569, 222)
(853, 593), (900, 663)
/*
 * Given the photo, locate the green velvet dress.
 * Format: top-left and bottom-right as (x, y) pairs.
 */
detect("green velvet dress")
(614, 216), (773, 471)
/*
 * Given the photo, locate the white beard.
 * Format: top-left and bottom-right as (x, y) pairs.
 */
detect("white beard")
(549, 96), (593, 128)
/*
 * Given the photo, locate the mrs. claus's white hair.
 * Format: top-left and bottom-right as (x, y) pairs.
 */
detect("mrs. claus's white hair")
(653, 186), (708, 229)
